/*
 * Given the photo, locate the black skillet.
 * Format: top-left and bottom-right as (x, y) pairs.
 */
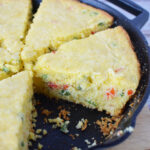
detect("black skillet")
(30, 0), (150, 149)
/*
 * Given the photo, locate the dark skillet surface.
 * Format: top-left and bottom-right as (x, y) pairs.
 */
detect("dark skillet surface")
(30, 0), (150, 150)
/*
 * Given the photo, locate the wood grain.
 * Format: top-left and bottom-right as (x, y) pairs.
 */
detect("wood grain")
(97, 0), (150, 150)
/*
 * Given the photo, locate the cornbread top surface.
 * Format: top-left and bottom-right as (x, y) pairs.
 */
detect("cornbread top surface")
(0, 71), (33, 150)
(35, 26), (140, 84)
(22, 0), (113, 67)
(0, 0), (31, 52)
(0, 0), (32, 77)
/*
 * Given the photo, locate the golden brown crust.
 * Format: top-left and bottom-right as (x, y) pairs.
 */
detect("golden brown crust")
(62, 0), (114, 23)
(117, 26), (141, 82)
(111, 26), (141, 116)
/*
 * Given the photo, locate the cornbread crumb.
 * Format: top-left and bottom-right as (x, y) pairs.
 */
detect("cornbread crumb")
(38, 143), (43, 149)
(42, 109), (52, 116)
(76, 119), (84, 129)
(43, 129), (48, 135)
(59, 109), (70, 120)
(71, 147), (82, 150)
(96, 116), (122, 136)
(84, 139), (91, 145)
(48, 117), (70, 133)
(69, 134), (75, 140)
(29, 131), (36, 141)
(48, 117), (64, 127)
(32, 110), (38, 118)
(44, 118), (48, 123)
(76, 118), (88, 131)
(88, 140), (97, 148)
(36, 135), (42, 139)
(75, 134), (79, 137)
(81, 119), (88, 131)
(36, 129), (42, 134)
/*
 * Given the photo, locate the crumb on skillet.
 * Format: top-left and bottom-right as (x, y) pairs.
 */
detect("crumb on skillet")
(76, 118), (88, 131)
(96, 116), (122, 136)
(48, 117), (70, 133)
(38, 143), (43, 149)
(87, 140), (97, 148)
(71, 147), (82, 150)
(58, 109), (70, 120)
(69, 134), (76, 140)
(41, 109), (52, 116)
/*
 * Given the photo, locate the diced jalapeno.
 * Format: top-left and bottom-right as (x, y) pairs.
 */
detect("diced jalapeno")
(77, 85), (82, 90)
(111, 42), (117, 47)
(73, 37), (79, 40)
(120, 91), (124, 97)
(19, 113), (24, 122)
(98, 22), (105, 27)
(87, 100), (97, 107)
(60, 121), (69, 133)
(60, 90), (71, 96)
(42, 74), (48, 82)
(2, 66), (9, 73)
(82, 9), (88, 14)
(90, 11), (98, 16)
(20, 141), (25, 147)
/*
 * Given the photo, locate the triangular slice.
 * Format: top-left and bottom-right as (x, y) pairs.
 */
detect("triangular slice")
(34, 26), (140, 116)
(21, 0), (113, 70)
(0, 0), (32, 80)
(0, 71), (33, 150)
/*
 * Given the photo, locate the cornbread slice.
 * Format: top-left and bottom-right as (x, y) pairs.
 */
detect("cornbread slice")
(0, 0), (32, 80)
(21, 0), (113, 70)
(34, 26), (140, 116)
(0, 71), (33, 150)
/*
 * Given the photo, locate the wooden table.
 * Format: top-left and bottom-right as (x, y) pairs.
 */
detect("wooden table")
(98, 0), (150, 149)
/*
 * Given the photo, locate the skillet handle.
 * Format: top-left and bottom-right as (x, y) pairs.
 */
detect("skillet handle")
(80, 0), (149, 29)
(106, 0), (149, 29)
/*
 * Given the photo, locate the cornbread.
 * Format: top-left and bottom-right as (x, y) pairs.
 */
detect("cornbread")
(0, 0), (32, 80)
(21, 0), (113, 70)
(0, 71), (33, 150)
(34, 26), (140, 116)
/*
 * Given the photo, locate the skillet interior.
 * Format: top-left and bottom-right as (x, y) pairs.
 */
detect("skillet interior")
(30, 0), (150, 149)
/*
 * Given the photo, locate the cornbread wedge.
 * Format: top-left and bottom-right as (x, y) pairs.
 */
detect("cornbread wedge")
(34, 26), (140, 116)
(0, 0), (32, 80)
(0, 71), (33, 150)
(21, 0), (113, 70)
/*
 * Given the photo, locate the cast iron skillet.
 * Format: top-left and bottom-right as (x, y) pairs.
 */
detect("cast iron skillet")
(30, 0), (150, 149)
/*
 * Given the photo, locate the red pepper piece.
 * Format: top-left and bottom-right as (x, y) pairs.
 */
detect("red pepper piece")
(106, 88), (115, 100)
(63, 84), (69, 90)
(48, 82), (58, 89)
(110, 88), (115, 96)
(91, 31), (95, 34)
(127, 89), (133, 96)
(114, 68), (124, 73)
(51, 51), (56, 54)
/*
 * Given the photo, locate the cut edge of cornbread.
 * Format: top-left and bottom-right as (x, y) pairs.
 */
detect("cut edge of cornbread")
(0, 71), (33, 150)
(21, 0), (33, 44)
(21, 0), (113, 70)
(34, 26), (140, 116)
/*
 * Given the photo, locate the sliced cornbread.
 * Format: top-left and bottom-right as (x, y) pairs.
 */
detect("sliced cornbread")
(21, 0), (113, 70)
(34, 26), (140, 116)
(0, 71), (33, 150)
(0, 0), (32, 80)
